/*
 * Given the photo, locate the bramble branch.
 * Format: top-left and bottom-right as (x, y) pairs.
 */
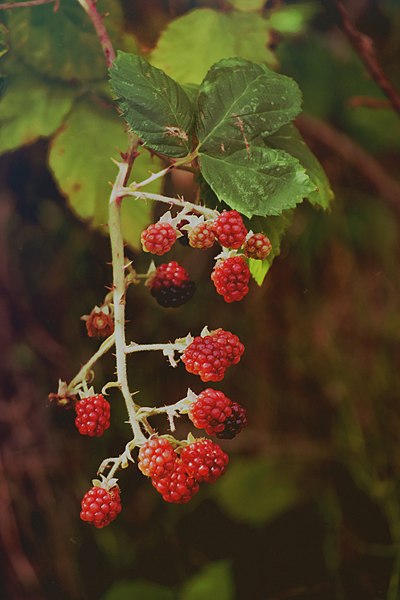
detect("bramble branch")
(335, 0), (400, 117)
(76, 0), (116, 68)
(68, 334), (115, 392)
(347, 96), (391, 110)
(297, 113), (400, 215)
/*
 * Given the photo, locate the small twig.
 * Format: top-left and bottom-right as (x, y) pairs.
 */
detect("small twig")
(347, 96), (391, 110)
(0, 0), (55, 8)
(125, 340), (188, 355)
(335, 0), (400, 117)
(76, 0), (116, 68)
(297, 113), (400, 215)
(67, 334), (115, 391)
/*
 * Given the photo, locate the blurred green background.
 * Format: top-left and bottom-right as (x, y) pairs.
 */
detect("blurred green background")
(1, 0), (400, 598)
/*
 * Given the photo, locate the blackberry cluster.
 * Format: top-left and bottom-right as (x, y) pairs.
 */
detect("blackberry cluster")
(141, 222), (177, 255)
(149, 261), (196, 308)
(75, 394), (110, 437)
(143, 436), (228, 503)
(211, 255), (250, 303)
(212, 210), (248, 249)
(182, 328), (244, 382)
(138, 437), (176, 479)
(80, 486), (121, 528)
(189, 388), (247, 439)
(243, 233), (272, 260)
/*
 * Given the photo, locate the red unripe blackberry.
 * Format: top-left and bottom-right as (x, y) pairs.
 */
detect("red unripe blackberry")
(189, 389), (232, 435)
(243, 233), (272, 260)
(85, 307), (114, 338)
(211, 255), (250, 303)
(141, 222), (177, 255)
(188, 221), (216, 249)
(149, 261), (196, 308)
(138, 437), (177, 479)
(152, 460), (200, 504)
(80, 485), (121, 528)
(212, 210), (247, 249)
(216, 401), (248, 439)
(212, 329), (244, 366)
(75, 394), (110, 437)
(180, 439), (229, 483)
(182, 334), (229, 382)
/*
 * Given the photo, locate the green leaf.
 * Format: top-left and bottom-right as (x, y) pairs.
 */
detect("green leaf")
(102, 580), (176, 600)
(8, 1), (123, 82)
(151, 9), (276, 85)
(196, 58), (302, 155)
(199, 146), (315, 217)
(180, 562), (234, 600)
(265, 123), (333, 209)
(213, 457), (301, 525)
(110, 52), (194, 158)
(269, 2), (319, 34)
(48, 99), (162, 249)
(0, 73), (75, 154)
(227, 0), (265, 11)
(248, 212), (293, 285)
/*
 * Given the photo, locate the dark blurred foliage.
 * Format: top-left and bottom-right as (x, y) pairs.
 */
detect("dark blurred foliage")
(1, 0), (400, 599)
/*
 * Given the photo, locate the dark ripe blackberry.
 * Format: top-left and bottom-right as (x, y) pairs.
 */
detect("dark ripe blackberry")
(217, 401), (247, 439)
(177, 219), (190, 246)
(151, 280), (196, 308)
(178, 233), (190, 246)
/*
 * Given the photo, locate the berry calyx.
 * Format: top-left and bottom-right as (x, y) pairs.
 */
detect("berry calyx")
(141, 222), (177, 255)
(138, 437), (177, 479)
(80, 485), (121, 528)
(149, 261), (196, 308)
(216, 401), (248, 439)
(188, 221), (216, 249)
(180, 439), (229, 483)
(189, 389), (232, 436)
(84, 305), (114, 338)
(212, 210), (247, 249)
(152, 460), (200, 504)
(75, 394), (110, 437)
(211, 255), (250, 303)
(243, 233), (272, 260)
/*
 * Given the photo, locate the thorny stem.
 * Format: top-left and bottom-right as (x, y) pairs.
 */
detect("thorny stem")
(137, 396), (191, 420)
(68, 334), (115, 392)
(120, 189), (218, 220)
(109, 162), (146, 444)
(76, 0), (116, 68)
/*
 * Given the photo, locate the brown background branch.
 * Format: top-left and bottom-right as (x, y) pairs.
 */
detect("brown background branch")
(335, 0), (400, 117)
(297, 113), (400, 214)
